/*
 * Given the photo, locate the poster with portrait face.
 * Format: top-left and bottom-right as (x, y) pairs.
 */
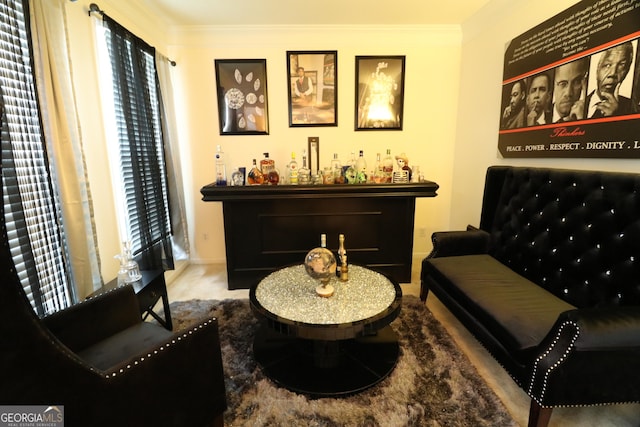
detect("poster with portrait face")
(498, 0), (640, 158)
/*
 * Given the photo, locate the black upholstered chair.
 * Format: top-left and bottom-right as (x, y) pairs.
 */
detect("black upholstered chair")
(0, 221), (226, 425)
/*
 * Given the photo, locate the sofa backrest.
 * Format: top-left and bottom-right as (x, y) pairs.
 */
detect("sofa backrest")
(480, 166), (640, 309)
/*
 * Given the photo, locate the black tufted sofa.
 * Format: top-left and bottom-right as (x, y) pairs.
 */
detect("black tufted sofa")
(420, 166), (640, 427)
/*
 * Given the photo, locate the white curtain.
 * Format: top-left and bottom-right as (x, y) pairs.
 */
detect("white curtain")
(156, 53), (190, 261)
(30, 0), (102, 298)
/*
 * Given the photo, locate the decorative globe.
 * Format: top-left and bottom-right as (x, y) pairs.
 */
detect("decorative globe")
(304, 247), (337, 284)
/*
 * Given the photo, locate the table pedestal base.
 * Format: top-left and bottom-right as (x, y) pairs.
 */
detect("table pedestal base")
(253, 325), (399, 397)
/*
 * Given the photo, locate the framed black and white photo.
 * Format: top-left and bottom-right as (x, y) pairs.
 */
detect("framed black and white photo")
(215, 59), (269, 135)
(355, 55), (405, 130)
(287, 51), (337, 127)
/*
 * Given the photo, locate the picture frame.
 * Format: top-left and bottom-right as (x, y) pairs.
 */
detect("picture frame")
(214, 59), (269, 135)
(287, 51), (337, 127)
(355, 55), (405, 131)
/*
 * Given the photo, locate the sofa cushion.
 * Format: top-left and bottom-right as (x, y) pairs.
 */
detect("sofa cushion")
(425, 254), (576, 363)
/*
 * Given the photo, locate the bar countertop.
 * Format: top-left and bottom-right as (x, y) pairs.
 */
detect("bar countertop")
(200, 181), (439, 201)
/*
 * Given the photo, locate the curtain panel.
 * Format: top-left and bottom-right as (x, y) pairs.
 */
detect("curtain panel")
(156, 53), (190, 262)
(30, 0), (103, 299)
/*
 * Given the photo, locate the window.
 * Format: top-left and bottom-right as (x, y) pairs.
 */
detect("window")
(94, 13), (173, 270)
(0, 0), (73, 316)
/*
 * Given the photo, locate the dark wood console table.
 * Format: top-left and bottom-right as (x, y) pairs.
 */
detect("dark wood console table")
(200, 182), (439, 289)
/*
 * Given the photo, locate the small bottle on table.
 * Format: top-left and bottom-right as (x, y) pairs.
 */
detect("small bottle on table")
(338, 234), (348, 282)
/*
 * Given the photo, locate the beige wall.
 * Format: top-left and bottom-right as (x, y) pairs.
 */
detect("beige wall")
(66, 0), (634, 281)
(451, 0), (640, 230)
(65, 0), (462, 278)
(169, 26), (461, 263)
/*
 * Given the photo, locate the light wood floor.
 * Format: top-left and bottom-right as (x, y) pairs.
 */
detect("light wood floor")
(165, 261), (640, 427)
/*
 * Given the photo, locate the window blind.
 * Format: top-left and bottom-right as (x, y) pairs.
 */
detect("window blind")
(0, 0), (73, 316)
(101, 15), (173, 271)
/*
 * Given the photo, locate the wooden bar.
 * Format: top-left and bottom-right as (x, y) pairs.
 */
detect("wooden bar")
(200, 182), (439, 289)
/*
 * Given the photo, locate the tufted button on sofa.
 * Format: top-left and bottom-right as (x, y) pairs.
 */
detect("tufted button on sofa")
(421, 166), (640, 427)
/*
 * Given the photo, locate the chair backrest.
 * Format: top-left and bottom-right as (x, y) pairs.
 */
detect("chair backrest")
(0, 185), (91, 401)
(0, 221), (49, 344)
(480, 166), (640, 309)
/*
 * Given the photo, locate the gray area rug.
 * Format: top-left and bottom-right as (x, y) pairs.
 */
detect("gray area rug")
(168, 296), (517, 426)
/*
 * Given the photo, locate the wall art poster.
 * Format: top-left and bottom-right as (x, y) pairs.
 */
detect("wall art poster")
(498, 0), (640, 158)
(287, 51), (337, 127)
(215, 59), (269, 135)
(355, 56), (405, 130)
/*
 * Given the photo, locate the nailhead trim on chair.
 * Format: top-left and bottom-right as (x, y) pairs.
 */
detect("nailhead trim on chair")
(104, 318), (217, 379)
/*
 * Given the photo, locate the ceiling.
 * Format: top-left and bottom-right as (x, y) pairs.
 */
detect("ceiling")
(140, 0), (493, 27)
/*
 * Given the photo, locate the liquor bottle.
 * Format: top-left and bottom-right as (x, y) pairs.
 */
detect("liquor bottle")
(382, 148), (394, 183)
(373, 152), (385, 183)
(288, 152), (299, 185)
(355, 150), (367, 183)
(411, 165), (421, 183)
(215, 144), (227, 186)
(260, 152), (278, 185)
(331, 153), (343, 184)
(299, 150), (310, 185)
(247, 159), (264, 185)
(344, 151), (357, 184)
(338, 234), (348, 281)
(312, 170), (323, 185)
(267, 168), (280, 185)
(260, 152), (275, 176)
(231, 168), (245, 186)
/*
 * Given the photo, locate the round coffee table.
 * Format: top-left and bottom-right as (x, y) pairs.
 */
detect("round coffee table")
(249, 264), (402, 397)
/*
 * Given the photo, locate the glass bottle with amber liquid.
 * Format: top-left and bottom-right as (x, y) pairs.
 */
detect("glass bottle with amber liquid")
(247, 159), (264, 185)
(260, 152), (279, 185)
(260, 153), (274, 175)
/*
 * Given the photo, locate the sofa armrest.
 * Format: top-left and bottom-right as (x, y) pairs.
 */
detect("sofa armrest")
(528, 307), (640, 406)
(427, 228), (491, 258)
(564, 307), (640, 349)
(42, 317), (227, 426)
(42, 285), (141, 352)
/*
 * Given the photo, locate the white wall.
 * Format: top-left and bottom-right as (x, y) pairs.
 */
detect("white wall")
(451, 0), (640, 230)
(64, 1), (462, 278)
